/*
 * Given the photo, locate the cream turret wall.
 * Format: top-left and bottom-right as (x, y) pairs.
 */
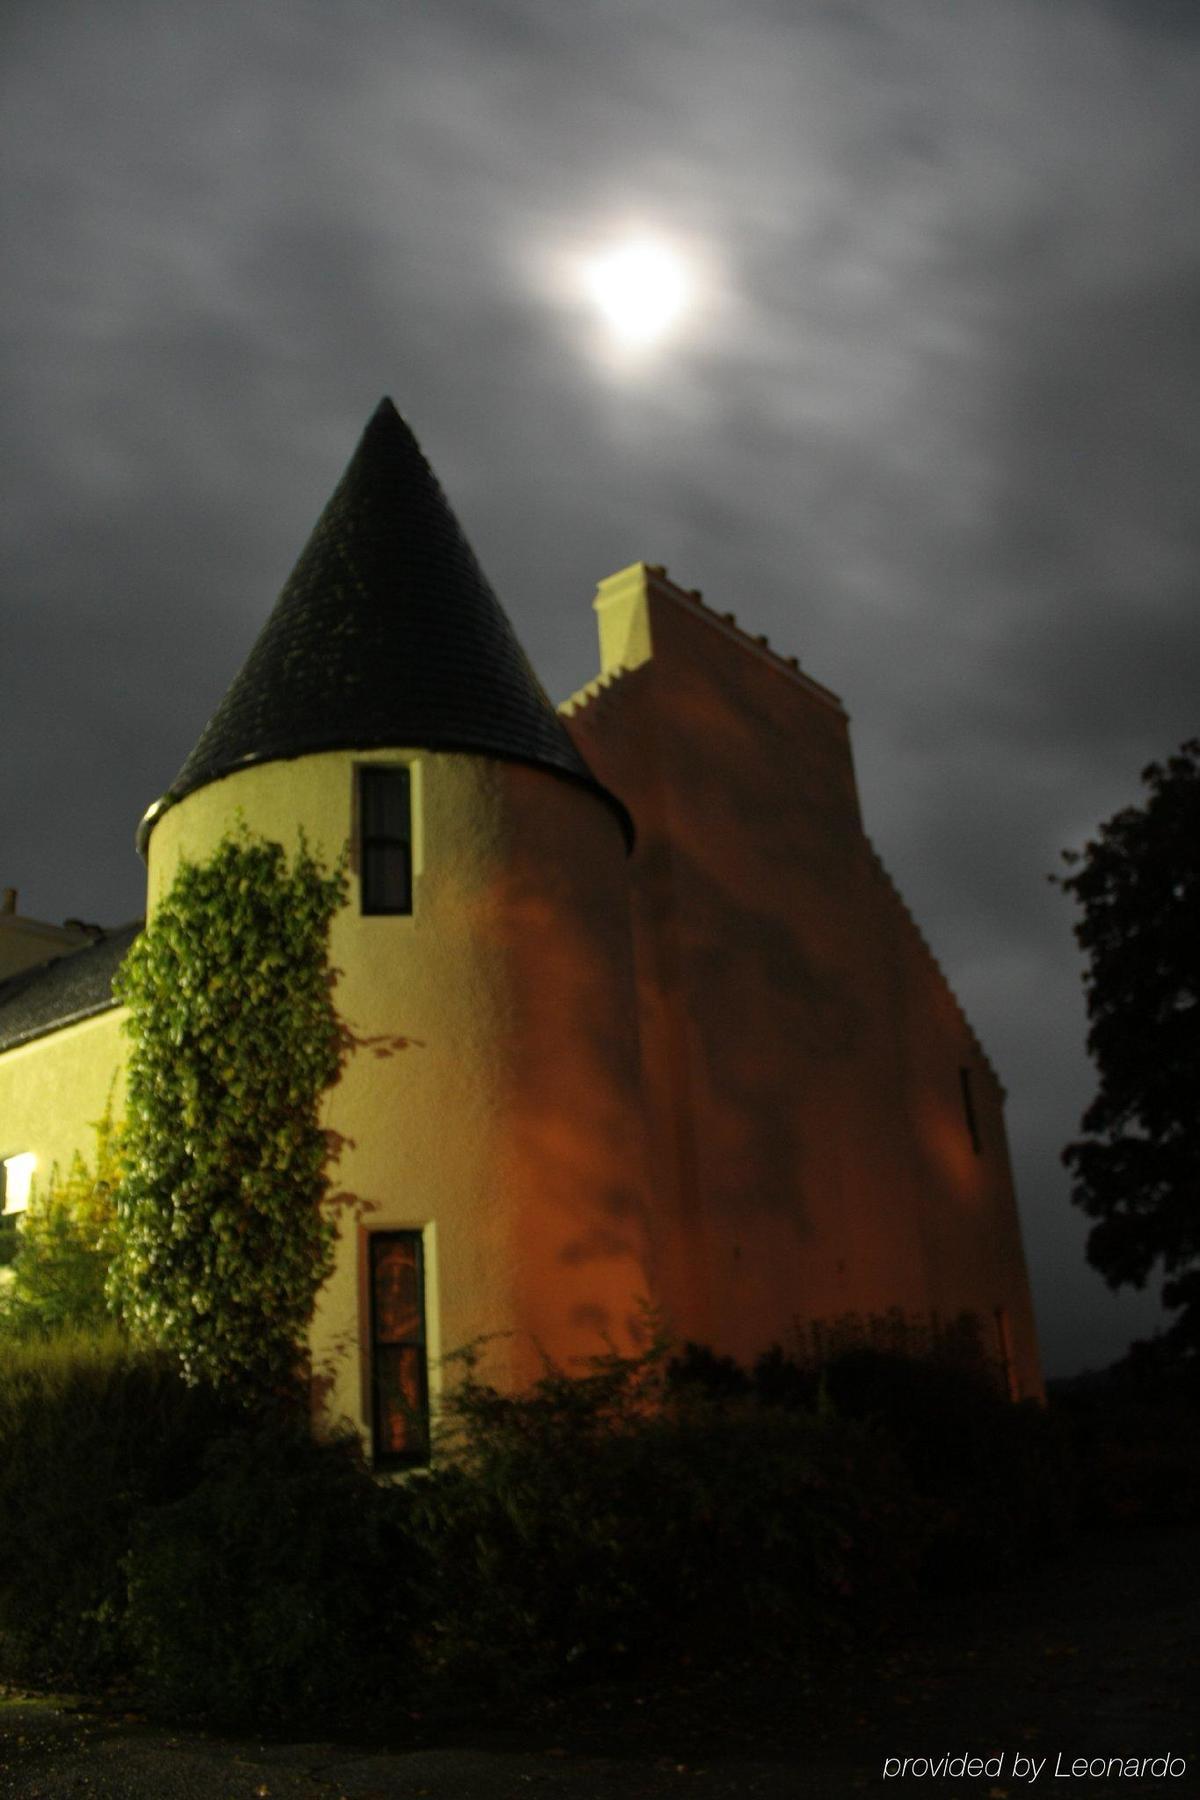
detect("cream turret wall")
(563, 563), (1043, 1400)
(145, 747), (652, 1450)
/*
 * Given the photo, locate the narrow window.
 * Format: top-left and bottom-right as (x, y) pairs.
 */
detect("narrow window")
(359, 766), (412, 915)
(994, 1306), (1018, 1402)
(959, 1067), (982, 1156)
(369, 1230), (430, 1467)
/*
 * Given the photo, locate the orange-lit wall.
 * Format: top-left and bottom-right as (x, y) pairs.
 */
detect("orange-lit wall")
(563, 564), (1043, 1400)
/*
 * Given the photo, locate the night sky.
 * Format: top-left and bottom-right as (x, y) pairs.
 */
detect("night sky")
(4, 0), (1197, 1379)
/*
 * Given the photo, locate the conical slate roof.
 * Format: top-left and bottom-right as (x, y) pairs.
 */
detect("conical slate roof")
(138, 398), (630, 850)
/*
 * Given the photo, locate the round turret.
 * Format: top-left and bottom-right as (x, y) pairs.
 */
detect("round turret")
(141, 402), (650, 1463)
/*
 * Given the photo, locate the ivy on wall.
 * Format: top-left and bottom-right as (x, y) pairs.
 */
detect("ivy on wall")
(109, 828), (348, 1394)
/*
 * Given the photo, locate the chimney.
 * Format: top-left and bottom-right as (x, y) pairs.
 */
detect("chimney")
(1, 888), (16, 916)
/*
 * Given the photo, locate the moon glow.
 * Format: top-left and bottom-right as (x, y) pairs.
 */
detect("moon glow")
(583, 236), (690, 348)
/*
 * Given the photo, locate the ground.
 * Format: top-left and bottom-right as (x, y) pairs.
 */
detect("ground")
(0, 1519), (1194, 1798)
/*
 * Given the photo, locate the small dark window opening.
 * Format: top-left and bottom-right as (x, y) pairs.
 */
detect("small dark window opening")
(959, 1066), (982, 1156)
(359, 766), (412, 915)
(994, 1305), (1018, 1401)
(369, 1230), (430, 1468)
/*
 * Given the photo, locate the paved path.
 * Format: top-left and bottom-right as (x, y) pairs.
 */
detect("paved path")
(0, 1520), (1195, 1798)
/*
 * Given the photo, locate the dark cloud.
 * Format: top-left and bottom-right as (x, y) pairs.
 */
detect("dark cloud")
(3, 0), (1197, 1376)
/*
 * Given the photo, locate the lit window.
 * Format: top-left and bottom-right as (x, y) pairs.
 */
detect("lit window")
(369, 1231), (430, 1468)
(359, 766), (412, 915)
(1, 1154), (34, 1271)
(1, 1152), (35, 1215)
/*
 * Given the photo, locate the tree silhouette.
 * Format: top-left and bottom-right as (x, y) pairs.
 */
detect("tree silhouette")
(1055, 739), (1200, 1356)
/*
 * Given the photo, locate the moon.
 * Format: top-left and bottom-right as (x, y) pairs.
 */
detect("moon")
(583, 235), (690, 349)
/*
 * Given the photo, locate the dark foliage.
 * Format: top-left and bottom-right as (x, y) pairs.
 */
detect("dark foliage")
(0, 1331), (241, 1683)
(673, 1334), (1074, 1582)
(1054, 738), (1200, 1355)
(123, 1419), (403, 1722)
(388, 1344), (926, 1699)
(0, 1329), (1104, 1729)
(817, 1348), (1074, 1580)
(1048, 1349), (1200, 1527)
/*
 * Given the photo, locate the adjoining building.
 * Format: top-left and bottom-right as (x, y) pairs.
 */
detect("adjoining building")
(0, 399), (1043, 1463)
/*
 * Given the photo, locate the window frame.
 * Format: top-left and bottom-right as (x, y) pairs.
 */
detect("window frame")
(368, 1228), (431, 1470)
(357, 764), (413, 917)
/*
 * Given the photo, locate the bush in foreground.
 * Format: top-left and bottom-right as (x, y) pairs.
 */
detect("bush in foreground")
(0, 1326), (1107, 1726)
(0, 1329), (239, 1683)
(389, 1344), (928, 1698)
(818, 1348), (1075, 1580)
(1049, 1348), (1200, 1527)
(123, 1418), (402, 1723)
(670, 1334), (1075, 1583)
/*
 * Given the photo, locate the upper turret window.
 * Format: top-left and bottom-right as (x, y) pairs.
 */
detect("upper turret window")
(359, 766), (412, 915)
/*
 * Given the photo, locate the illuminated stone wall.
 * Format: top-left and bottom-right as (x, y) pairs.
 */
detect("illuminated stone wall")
(563, 563), (1043, 1401)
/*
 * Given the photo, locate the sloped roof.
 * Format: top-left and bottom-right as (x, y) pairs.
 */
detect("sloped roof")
(0, 922), (142, 1053)
(139, 399), (630, 850)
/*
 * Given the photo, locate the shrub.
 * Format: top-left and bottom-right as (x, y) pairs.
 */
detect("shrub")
(1049, 1351), (1200, 1527)
(0, 1107), (122, 1340)
(389, 1343), (927, 1698)
(123, 1419), (402, 1723)
(0, 1327), (1085, 1725)
(674, 1329), (1075, 1584)
(818, 1346), (1074, 1580)
(0, 1329), (239, 1683)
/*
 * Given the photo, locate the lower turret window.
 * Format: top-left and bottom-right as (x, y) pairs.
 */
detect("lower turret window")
(369, 1230), (430, 1467)
(359, 766), (412, 915)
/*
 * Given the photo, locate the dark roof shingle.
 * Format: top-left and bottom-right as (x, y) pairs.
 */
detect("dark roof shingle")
(0, 922), (142, 1053)
(139, 399), (630, 849)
